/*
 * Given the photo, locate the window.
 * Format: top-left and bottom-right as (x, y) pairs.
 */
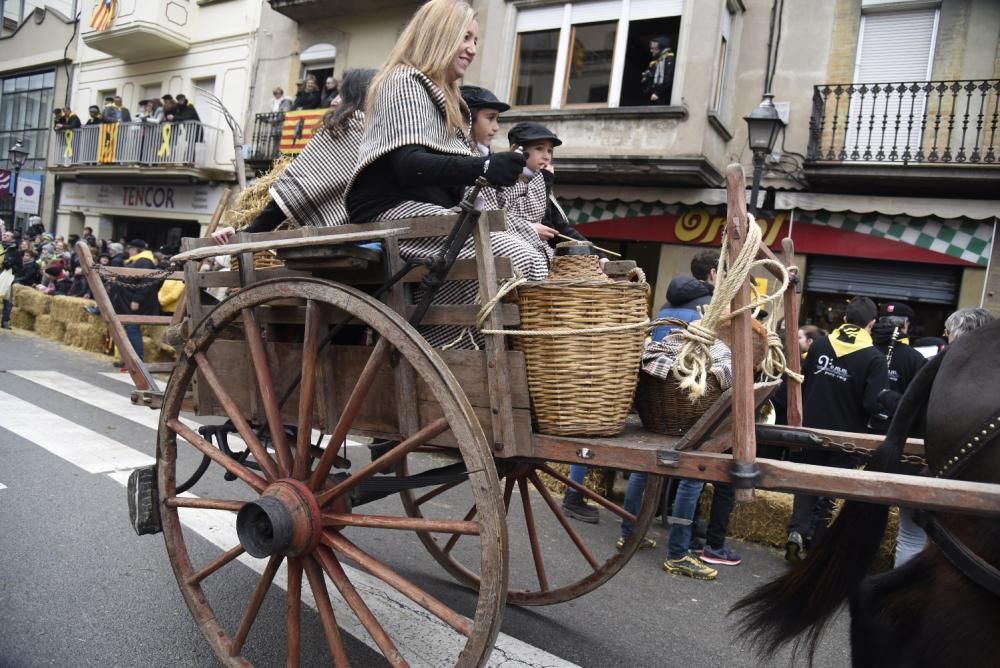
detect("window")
(1, 0), (79, 36)
(0, 68), (55, 224)
(141, 83), (162, 102)
(710, 6), (735, 115)
(509, 0), (682, 109)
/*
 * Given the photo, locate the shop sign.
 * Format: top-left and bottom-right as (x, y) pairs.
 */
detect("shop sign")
(59, 182), (224, 217)
(576, 206), (789, 249)
(673, 209), (788, 248)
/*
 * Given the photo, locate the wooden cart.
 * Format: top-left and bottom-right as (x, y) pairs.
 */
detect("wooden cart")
(114, 165), (1000, 667)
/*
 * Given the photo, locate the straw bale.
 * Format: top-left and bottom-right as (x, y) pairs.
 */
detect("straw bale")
(540, 463), (613, 498)
(14, 285), (50, 316)
(226, 156), (293, 229)
(50, 295), (100, 325)
(63, 321), (108, 354)
(34, 314), (66, 341)
(9, 308), (35, 330)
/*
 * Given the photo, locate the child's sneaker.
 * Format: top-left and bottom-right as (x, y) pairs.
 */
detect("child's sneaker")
(662, 554), (718, 580)
(700, 545), (742, 566)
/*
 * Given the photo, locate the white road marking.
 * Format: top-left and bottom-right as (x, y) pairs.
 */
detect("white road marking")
(8, 382), (578, 668)
(0, 391), (154, 473)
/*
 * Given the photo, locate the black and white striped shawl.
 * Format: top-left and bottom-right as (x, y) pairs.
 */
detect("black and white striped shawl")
(270, 111), (365, 228)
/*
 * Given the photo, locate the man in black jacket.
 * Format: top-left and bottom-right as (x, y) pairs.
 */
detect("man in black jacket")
(868, 301), (926, 434)
(111, 239), (161, 361)
(786, 296), (889, 561)
(1, 231), (21, 328)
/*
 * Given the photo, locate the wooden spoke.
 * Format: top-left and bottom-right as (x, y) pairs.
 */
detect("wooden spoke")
(315, 418), (449, 508)
(165, 497), (245, 512)
(501, 473), (517, 515)
(315, 547), (408, 667)
(241, 309), (295, 478)
(518, 477), (549, 592)
(309, 340), (391, 490)
(286, 558), (302, 668)
(443, 505), (477, 554)
(321, 512), (480, 535)
(324, 532), (472, 637)
(527, 471), (600, 570)
(294, 300), (322, 480)
(538, 463), (636, 522)
(413, 478), (464, 507)
(167, 419), (268, 493)
(302, 556), (352, 667)
(229, 555), (283, 657)
(187, 544), (245, 585)
(193, 352), (279, 481)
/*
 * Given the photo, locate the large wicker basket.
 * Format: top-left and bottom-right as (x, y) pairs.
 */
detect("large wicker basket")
(513, 264), (650, 436)
(635, 370), (723, 436)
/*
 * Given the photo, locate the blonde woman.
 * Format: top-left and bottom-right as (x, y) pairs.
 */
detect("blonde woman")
(346, 0), (550, 347)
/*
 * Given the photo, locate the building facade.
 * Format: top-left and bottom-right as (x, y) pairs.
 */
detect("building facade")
(0, 3), (78, 231)
(49, 0), (295, 248)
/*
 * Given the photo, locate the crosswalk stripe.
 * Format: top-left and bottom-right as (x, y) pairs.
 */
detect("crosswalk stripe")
(9, 382), (577, 667)
(0, 391), (154, 473)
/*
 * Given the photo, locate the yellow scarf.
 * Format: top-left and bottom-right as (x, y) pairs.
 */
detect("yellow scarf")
(829, 324), (873, 358)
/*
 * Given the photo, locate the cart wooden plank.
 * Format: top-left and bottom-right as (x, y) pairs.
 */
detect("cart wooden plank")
(170, 227), (410, 263)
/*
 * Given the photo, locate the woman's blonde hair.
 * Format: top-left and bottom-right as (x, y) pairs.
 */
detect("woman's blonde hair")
(368, 0), (476, 133)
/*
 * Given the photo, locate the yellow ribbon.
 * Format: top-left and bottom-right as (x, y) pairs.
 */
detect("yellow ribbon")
(63, 130), (74, 158)
(157, 124), (172, 158)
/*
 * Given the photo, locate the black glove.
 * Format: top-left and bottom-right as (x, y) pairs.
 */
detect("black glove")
(540, 168), (555, 187)
(483, 151), (526, 186)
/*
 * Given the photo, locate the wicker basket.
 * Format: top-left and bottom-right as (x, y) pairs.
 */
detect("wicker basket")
(513, 271), (650, 436)
(635, 370), (723, 436)
(231, 250), (284, 273)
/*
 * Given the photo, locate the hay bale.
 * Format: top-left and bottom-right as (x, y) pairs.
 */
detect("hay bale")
(34, 314), (66, 341)
(64, 321), (109, 353)
(539, 462), (614, 498)
(10, 308), (35, 330)
(14, 284), (50, 316)
(50, 295), (100, 325)
(227, 156), (293, 229)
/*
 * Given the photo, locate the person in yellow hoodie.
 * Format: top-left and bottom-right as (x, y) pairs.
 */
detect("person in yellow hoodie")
(111, 239), (159, 361)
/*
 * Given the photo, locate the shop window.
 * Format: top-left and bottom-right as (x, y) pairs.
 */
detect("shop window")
(510, 1), (683, 109)
(512, 29), (560, 106)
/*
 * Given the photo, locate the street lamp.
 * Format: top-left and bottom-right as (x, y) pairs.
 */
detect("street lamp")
(744, 93), (785, 215)
(8, 141), (29, 229)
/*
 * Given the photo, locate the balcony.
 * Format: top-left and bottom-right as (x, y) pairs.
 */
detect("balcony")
(50, 121), (232, 182)
(246, 112), (285, 165)
(82, 0), (190, 60)
(805, 79), (1000, 197)
(269, 0), (419, 21)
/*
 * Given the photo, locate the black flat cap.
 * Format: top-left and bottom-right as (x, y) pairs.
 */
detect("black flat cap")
(879, 301), (915, 319)
(460, 85), (511, 113)
(128, 239), (147, 250)
(508, 122), (562, 148)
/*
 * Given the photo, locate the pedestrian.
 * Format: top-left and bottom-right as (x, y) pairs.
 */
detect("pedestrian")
(85, 105), (102, 125)
(110, 239), (161, 362)
(270, 86), (293, 113)
(174, 94), (200, 122)
(213, 69), (378, 244)
(107, 242), (126, 267)
(113, 96), (131, 122)
(1, 230), (21, 329)
(345, 0), (544, 349)
(320, 76), (340, 108)
(641, 36), (675, 104)
(798, 325), (826, 355)
(294, 76), (322, 110)
(54, 106), (81, 130)
(786, 295), (889, 562)
(869, 302), (926, 434)
(100, 96), (120, 123)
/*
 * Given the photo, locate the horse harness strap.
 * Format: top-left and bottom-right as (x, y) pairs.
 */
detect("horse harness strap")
(918, 404), (1000, 599)
(932, 407), (1000, 478)
(915, 510), (1000, 599)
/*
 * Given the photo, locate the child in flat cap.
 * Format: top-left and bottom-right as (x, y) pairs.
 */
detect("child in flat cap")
(505, 122), (605, 263)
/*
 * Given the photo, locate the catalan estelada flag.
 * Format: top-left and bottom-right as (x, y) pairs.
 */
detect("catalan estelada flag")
(97, 123), (119, 163)
(279, 110), (326, 154)
(90, 0), (117, 32)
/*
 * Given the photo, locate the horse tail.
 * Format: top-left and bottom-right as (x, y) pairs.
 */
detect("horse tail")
(731, 350), (947, 661)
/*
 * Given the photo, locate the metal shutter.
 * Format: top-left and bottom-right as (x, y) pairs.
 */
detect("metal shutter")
(805, 256), (960, 305)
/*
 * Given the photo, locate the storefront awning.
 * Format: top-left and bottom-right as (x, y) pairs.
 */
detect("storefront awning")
(557, 186), (764, 209)
(775, 192), (998, 221)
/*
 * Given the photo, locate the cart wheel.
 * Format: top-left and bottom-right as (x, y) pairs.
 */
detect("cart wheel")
(398, 457), (664, 606)
(157, 277), (507, 667)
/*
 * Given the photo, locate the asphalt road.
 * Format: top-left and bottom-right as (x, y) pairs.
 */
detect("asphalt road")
(0, 329), (851, 667)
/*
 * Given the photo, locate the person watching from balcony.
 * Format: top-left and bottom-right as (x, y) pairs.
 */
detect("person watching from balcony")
(53, 107), (81, 130)
(294, 76), (322, 110)
(346, 0), (548, 348)
(212, 68), (378, 244)
(86, 105), (102, 125)
(270, 86), (293, 113)
(321, 76), (340, 109)
(174, 94), (200, 123)
(113, 96), (131, 123)
(160, 95), (178, 121)
(100, 96), (120, 123)
(641, 35), (675, 105)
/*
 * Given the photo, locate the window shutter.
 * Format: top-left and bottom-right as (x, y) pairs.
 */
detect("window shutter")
(855, 9), (937, 82)
(516, 5), (565, 32)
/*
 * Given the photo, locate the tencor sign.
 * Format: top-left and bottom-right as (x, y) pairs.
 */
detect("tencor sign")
(59, 183), (223, 217)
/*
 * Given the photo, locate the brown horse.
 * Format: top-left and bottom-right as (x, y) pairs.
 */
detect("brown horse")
(732, 319), (1000, 666)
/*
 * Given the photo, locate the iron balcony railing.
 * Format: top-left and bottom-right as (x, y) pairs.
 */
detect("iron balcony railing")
(246, 112), (285, 162)
(807, 79), (1000, 165)
(52, 121), (222, 168)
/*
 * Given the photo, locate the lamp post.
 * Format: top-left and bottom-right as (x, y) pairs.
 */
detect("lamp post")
(8, 141), (29, 230)
(743, 94), (785, 215)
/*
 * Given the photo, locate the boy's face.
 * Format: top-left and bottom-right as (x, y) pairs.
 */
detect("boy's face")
(472, 109), (500, 145)
(521, 140), (554, 173)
